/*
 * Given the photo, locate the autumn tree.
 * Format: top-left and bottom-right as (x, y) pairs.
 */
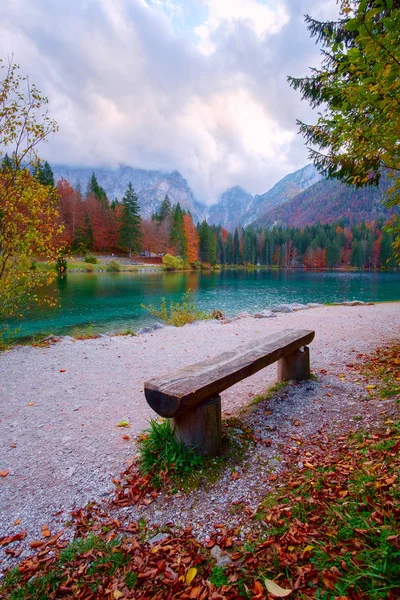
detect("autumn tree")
(118, 183), (142, 257)
(0, 58), (60, 321)
(289, 0), (400, 258)
(183, 212), (200, 263)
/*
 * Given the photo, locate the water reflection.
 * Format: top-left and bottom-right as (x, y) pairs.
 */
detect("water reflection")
(4, 269), (400, 340)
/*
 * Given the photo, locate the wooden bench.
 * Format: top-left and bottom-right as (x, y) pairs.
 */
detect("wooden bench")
(144, 329), (315, 457)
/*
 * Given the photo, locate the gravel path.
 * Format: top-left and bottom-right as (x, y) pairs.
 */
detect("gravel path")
(0, 302), (399, 568)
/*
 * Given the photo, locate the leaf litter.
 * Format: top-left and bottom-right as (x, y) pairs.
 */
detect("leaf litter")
(1, 343), (399, 598)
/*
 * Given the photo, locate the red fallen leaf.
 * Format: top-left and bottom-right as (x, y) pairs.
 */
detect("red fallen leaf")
(253, 580), (264, 594)
(0, 469), (9, 477)
(59, 369), (66, 373)
(263, 439), (272, 446)
(225, 537), (233, 548)
(163, 568), (178, 580)
(30, 540), (46, 549)
(122, 435), (130, 440)
(137, 568), (158, 579)
(0, 531), (26, 546)
(231, 552), (242, 560)
(206, 540), (216, 548)
(14, 519), (21, 526)
(5, 547), (23, 558)
(45, 533), (63, 546)
(189, 586), (203, 599)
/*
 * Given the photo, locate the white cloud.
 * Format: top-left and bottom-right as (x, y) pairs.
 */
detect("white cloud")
(196, 0), (288, 55)
(0, 0), (340, 203)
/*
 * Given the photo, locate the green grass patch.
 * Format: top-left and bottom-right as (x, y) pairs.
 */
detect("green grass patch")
(138, 419), (204, 487)
(249, 381), (290, 407)
(209, 566), (229, 587)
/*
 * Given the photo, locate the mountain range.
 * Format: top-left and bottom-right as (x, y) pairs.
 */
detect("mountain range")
(52, 165), (207, 223)
(53, 163), (392, 230)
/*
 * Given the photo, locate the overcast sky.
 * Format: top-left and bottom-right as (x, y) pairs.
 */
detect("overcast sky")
(0, 0), (340, 203)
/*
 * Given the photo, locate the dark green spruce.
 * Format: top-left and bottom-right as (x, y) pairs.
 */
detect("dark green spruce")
(118, 183), (142, 258)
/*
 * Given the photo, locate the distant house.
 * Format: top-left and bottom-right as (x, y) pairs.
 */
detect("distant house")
(141, 251), (158, 258)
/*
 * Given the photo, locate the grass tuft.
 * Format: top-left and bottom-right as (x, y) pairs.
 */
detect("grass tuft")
(138, 419), (204, 487)
(142, 291), (211, 327)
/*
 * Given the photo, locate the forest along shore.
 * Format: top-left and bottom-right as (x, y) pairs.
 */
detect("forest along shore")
(0, 302), (399, 566)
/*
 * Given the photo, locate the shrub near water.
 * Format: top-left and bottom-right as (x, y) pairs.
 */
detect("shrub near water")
(162, 253), (189, 271)
(143, 291), (209, 327)
(84, 254), (97, 264)
(106, 260), (121, 272)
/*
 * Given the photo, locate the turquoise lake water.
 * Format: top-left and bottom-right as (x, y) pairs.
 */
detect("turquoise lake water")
(5, 269), (400, 340)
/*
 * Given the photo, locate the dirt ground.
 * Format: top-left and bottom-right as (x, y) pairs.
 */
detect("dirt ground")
(1, 302), (399, 568)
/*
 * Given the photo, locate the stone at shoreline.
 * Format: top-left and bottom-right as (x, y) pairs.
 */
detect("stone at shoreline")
(308, 303), (323, 308)
(342, 300), (365, 306)
(42, 335), (62, 343)
(271, 304), (293, 313)
(290, 303), (310, 311)
(235, 311), (251, 319)
(137, 323), (166, 335)
(253, 310), (277, 319)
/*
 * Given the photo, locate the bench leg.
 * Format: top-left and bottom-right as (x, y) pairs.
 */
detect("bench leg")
(172, 395), (222, 457)
(277, 346), (310, 381)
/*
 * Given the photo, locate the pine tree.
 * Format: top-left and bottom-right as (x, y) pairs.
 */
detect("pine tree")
(34, 160), (55, 187)
(233, 229), (240, 264)
(170, 203), (187, 258)
(208, 226), (217, 265)
(225, 233), (233, 264)
(118, 183), (142, 257)
(288, 0), (400, 258)
(154, 195), (172, 223)
(87, 172), (108, 204)
(1, 153), (13, 171)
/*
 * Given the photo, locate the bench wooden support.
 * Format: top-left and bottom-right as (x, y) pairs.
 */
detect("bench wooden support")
(144, 329), (315, 457)
(277, 346), (310, 381)
(173, 396), (222, 457)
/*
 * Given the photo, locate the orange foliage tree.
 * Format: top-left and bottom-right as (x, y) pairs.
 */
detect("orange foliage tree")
(0, 58), (61, 320)
(183, 213), (199, 263)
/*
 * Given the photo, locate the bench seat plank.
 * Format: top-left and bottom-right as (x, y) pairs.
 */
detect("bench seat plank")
(144, 328), (315, 418)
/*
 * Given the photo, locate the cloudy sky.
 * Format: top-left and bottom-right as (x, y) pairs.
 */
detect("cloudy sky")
(0, 0), (340, 203)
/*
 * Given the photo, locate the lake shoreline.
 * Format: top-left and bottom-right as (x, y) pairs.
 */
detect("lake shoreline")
(3, 298), (400, 350)
(3, 269), (400, 344)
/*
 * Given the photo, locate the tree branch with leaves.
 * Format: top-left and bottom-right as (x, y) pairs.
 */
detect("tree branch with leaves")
(0, 57), (61, 323)
(288, 0), (400, 259)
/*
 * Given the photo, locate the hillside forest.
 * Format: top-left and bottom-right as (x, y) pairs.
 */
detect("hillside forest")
(50, 165), (398, 270)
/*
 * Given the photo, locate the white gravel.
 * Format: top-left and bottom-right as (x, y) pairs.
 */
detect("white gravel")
(0, 302), (399, 567)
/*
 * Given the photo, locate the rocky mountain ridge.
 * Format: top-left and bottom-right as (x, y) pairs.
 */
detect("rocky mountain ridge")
(52, 164), (207, 223)
(53, 163), (389, 230)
